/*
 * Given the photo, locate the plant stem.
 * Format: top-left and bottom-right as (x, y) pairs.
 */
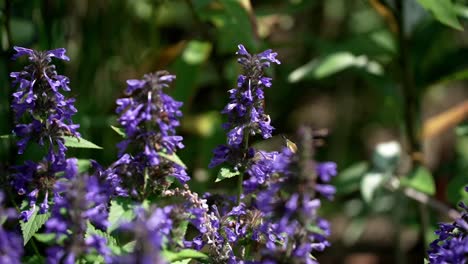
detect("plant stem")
(396, 0), (426, 258)
(237, 131), (250, 204)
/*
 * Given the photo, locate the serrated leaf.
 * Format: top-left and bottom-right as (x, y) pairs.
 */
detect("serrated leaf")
(108, 197), (136, 233)
(416, 0), (463, 30)
(162, 249), (208, 262)
(111, 125), (126, 138)
(361, 172), (386, 203)
(159, 152), (187, 169)
(20, 208), (51, 245)
(401, 165), (435, 195)
(63, 136), (102, 149)
(86, 221), (121, 254)
(215, 167), (240, 182)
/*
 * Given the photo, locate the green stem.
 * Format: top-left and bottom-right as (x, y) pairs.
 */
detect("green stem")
(237, 130), (250, 204)
(396, 0), (425, 259)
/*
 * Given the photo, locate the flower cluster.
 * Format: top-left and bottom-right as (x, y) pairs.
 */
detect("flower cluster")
(115, 71), (189, 198)
(10, 46), (79, 161)
(428, 187), (468, 263)
(4, 44), (338, 264)
(45, 158), (110, 263)
(10, 47), (79, 220)
(210, 44), (280, 170)
(0, 192), (23, 264)
(253, 141), (337, 263)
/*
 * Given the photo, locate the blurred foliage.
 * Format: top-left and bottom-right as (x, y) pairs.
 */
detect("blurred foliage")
(1, 0), (468, 262)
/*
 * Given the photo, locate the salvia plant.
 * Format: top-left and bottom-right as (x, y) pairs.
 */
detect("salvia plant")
(0, 44), (462, 264)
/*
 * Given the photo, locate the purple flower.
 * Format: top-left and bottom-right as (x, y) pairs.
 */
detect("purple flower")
(115, 71), (189, 198)
(13, 159), (67, 220)
(248, 127), (336, 263)
(428, 199), (468, 263)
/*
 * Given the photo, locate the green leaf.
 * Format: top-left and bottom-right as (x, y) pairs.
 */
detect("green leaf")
(159, 152), (187, 169)
(360, 172), (386, 203)
(416, 0), (463, 30)
(0, 134), (12, 140)
(108, 197), (136, 233)
(172, 260), (192, 264)
(33, 233), (56, 244)
(401, 165), (436, 195)
(111, 125), (126, 138)
(182, 41), (212, 65)
(24, 255), (45, 264)
(77, 159), (92, 173)
(172, 220), (189, 247)
(162, 249), (208, 262)
(215, 167), (240, 182)
(288, 52), (383, 82)
(333, 161), (369, 195)
(86, 221), (121, 254)
(63, 136), (102, 149)
(20, 208), (51, 245)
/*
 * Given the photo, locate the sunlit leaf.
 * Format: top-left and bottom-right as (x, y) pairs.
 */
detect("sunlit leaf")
(162, 249), (208, 262)
(182, 41), (212, 65)
(108, 197), (136, 233)
(288, 52), (383, 82)
(401, 165), (436, 195)
(20, 207), (50, 245)
(416, 0), (463, 30)
(111, 125), (126, 138)
(159, 152), (187, 169)
(63, 136), (102, 149)
(215, 167), (240, 182)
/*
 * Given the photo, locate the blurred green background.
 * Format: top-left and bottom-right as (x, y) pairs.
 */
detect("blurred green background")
(1, 0), (468, 263)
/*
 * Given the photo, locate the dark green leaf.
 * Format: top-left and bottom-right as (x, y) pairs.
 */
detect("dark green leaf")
(215, 167), (240, 182)
(333, 161), (369, 195)
(63, 136), (102, 149)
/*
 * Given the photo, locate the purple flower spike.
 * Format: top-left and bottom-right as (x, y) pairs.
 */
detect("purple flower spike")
(115, 70), (189, 198)
(210, 44), (280, 170)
